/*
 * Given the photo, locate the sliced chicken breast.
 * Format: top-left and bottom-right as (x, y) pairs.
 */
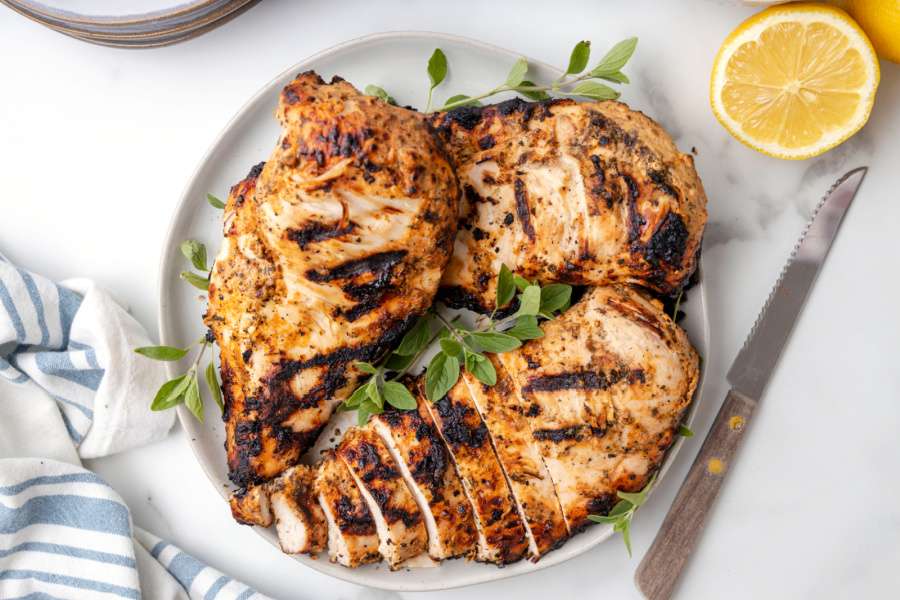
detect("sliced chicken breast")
(269, 465), (327, 555)
(228, 483), (272, 527)
(337, 427), (427, 568)
(371, 392), (478, 560)
(498, 285), (699, 530)
(316, 451), (381, 568)
(461, 358), (569, 557)
(421, 379), (529, 564)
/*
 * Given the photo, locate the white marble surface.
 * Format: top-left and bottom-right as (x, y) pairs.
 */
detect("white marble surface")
(1, 1), (898, 598)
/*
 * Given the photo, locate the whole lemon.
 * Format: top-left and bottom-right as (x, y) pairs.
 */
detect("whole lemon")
(839, 0), (900, 63)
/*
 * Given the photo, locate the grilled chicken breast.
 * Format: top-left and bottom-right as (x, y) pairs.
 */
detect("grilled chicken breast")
(269, 465), (327, 555)
(498, 285), (699, 530)
(431, 98), (706, 312)
(337, 427), (428, 568)
(371, 390), (478, 560)
(461, 359), (569, 557)
(206, 72), (459, 489)
(422, 379), (529, 564)
(316, 451), (381, 568)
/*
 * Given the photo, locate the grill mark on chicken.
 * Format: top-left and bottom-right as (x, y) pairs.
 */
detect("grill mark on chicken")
(523, 368), (644, 393)
(335, 495), (376, 535)
(305, 250), (407, 283)
(513, 178), (536, 241)
(287, 221), (357, 249)
(644, 212), (689, 268)
(433, 396), (489, 449)
(532, 426), (585, 442)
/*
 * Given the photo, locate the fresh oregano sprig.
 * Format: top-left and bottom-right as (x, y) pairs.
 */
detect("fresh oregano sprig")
(363, 38), (637, 113)
(432, 37), (637, 112)
(135, 236), (223, 422)
(136, 333), (222, 422)
(587, 472), (657, 556)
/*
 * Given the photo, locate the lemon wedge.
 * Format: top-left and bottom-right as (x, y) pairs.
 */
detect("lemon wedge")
(711, 3), (880, 160)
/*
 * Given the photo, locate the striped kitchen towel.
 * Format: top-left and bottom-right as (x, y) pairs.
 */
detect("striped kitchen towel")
(0, 256), (173, 458)
(0, 458), (269, 599)
(0, 257), (271, 599)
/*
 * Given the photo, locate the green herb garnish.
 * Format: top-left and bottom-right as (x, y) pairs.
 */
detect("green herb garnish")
(677, 424), (694, 437)
(587, 473), (657, 556)
(364, 84), (397, 106)
(206, 193), (225, 210)
(135, 239), (222, 421)
(432, 37), (637, 111)
(363, 38), (637, 114)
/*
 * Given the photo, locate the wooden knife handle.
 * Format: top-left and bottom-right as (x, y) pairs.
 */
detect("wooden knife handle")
(635, 388), (757, 600)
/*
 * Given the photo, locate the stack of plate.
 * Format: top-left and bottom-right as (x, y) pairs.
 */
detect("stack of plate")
(1, 0), (260, 48)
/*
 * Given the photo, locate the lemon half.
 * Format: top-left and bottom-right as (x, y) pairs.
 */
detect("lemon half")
(711, 3), (880, 160)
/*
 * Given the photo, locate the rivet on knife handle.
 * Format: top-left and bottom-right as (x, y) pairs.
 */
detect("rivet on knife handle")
(634, 389), (754, 600)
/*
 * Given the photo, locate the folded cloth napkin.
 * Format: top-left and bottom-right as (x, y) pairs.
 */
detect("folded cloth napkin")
(0, 257), (270, 599)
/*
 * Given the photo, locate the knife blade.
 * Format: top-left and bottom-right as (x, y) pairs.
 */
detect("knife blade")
(635, 167), (868, 600)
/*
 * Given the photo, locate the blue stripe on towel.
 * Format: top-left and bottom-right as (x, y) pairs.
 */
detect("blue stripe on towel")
(235, 588), (256, 600)
(0, 473), (107, 496)
(54, 285), (82, 348)
(0, 570), (140, 600)
(58, 410), (85, 444)
(5, 594), (70, 600)
(0, 542), (136, 568)
(16, 269), (49, 347)
(0, 278), (26, 343)
(150, 540), (170, 559)
(167, 551), (206, 590)
(51, 394), (94, 420)
(205, 575), (232, 599)
(35, 352), (102, 391)
(0, 495), (131, 537)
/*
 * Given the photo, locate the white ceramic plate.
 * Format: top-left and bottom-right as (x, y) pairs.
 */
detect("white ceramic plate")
(157, 31), (709, 592)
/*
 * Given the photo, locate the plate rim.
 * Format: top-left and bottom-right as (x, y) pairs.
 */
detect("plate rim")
(157, 30), (710, 592)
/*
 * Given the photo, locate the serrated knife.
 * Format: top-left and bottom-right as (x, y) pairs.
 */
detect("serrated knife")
(635, 167), (868, 600)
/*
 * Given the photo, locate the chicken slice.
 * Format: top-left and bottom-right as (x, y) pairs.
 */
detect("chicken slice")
(498, 285), (699, 530)
(316, 451), (381, 568)
(430, 98), (706, 312)
(269, 464), (327, 555)
(337, 427), (427, 568)
(207, 72), (459, 490)
(371, 389), (478, 560)
(228, 482), (272, 527)
(421, 378), (529, 564)
(460, 358), (569, 558)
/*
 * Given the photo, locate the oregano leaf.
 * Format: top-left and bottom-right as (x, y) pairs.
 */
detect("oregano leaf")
(506, 57), (528, 87)
(566, 40), (591, 75)
(135, 345), (188, 361)
(382, 381), (417, 410)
